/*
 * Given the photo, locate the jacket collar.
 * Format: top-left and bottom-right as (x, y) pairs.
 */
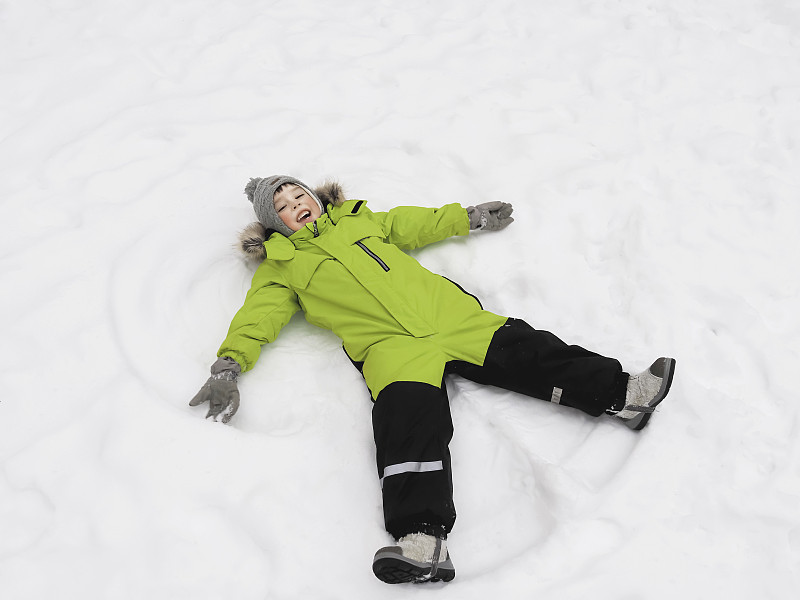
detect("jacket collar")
(262, 234), (295, 260)
(261, 200), (368, 260)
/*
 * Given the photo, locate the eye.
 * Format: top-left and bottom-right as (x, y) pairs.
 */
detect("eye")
(277, 205), (286, 212)
(295, 193), (304, 199)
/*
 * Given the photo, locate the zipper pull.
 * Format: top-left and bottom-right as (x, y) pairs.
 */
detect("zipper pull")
(313, 221), (319, 237)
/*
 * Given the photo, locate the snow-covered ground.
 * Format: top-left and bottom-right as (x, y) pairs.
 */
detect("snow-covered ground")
(2, 0), (799, 598)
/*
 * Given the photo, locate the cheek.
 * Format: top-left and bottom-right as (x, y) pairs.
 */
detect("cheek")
(278, 211), (299, 230)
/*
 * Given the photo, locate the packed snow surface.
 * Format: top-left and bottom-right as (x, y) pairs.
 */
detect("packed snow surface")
(2, 1), (799, 598)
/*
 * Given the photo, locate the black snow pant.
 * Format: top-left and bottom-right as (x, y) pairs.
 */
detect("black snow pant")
(371, 317), (628, 540)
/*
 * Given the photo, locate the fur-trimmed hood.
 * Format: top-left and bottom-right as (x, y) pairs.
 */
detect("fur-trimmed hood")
(238, 180), (347, 261)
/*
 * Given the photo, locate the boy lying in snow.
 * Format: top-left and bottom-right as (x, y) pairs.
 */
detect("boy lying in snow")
(190, 175), (676, 584)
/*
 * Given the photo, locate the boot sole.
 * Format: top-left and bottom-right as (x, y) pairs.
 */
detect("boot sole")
(625, 358), (676, 431)
(372, 551), (455, 584)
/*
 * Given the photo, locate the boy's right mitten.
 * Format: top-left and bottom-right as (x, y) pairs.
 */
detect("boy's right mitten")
(189, 356), (241, 423)
(466, 201), (514, 231)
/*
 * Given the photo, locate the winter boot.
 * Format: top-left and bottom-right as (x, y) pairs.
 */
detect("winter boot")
(372, 533), (455, 584)
(614, 357), (676, 430)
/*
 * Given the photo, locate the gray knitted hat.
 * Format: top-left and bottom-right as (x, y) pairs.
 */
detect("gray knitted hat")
(244, 175), (324, 237)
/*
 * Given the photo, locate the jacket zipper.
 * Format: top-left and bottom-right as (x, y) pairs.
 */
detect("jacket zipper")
(355, 241), (390, 272)
(312, 221), (319, 237)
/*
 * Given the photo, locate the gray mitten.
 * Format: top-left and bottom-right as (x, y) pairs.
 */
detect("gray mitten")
(189, 357), (241, 423)
(466, 201), (514, 231)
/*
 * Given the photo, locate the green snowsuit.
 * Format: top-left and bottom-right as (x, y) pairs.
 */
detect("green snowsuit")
(218, 199), (507, 398)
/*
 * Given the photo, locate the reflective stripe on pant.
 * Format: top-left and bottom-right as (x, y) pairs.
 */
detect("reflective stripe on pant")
(372, 381), (455, 540)
(381, 460), (444, 486)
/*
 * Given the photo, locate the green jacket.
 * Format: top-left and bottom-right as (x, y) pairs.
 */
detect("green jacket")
(218, 199), (507, 398)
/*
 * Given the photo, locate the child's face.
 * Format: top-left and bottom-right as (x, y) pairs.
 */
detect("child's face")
(273, 184), (322, 232)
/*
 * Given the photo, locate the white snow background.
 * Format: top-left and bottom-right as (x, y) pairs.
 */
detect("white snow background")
(2, 0), (799, 598)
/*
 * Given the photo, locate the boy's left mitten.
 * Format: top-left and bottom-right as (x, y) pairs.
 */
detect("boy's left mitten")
(189, 357), (241, 423)
(466, 201), (514, 231)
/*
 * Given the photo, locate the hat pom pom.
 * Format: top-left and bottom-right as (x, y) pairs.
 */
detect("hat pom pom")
(244, 177), (263, 203)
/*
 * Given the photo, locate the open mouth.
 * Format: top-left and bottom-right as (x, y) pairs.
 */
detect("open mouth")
(298, 210), (312, 223)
